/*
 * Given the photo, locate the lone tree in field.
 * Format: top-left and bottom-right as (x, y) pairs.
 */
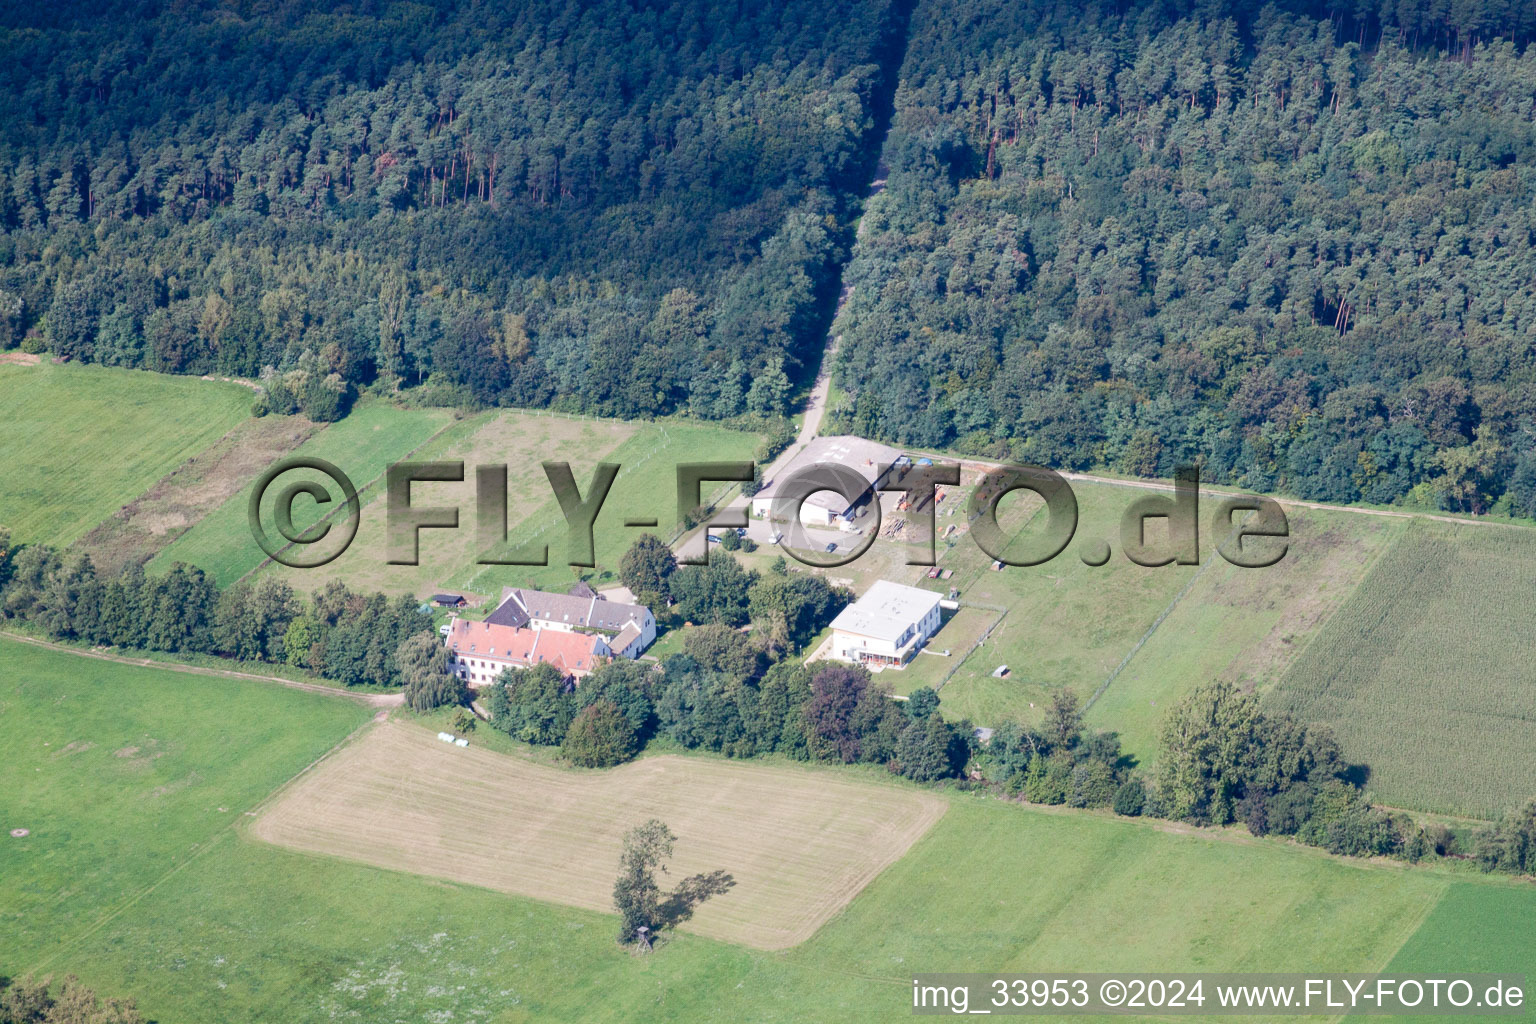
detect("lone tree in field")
(612, 819), (734, 947)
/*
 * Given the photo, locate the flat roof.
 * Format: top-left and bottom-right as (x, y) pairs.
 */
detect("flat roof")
(829, 580), (941, 642)
(753, 435), (904, 510)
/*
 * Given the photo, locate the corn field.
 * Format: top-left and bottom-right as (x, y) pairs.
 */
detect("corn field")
(1267, 519), (1536, 820)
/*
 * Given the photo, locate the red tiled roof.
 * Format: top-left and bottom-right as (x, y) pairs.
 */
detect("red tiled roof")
(446, 618), (604, 680)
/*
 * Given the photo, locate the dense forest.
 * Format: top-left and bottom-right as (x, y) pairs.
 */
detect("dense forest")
(4, 0), (1536, 509)
(831, 0), (1536, 512)
(0, 0), (906, 419)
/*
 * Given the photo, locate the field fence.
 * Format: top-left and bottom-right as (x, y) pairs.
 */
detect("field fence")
(931, 604), (1009, 695)
(1083, 518), (1248, 713)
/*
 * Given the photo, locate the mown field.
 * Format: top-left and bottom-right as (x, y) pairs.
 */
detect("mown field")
(254, 413), (760, 601)
(1366, 882), (1536, 1024)
(252, 720), (947, 950)
(0, 362), (252, 547)
(147, 401), (458, 585)
(258, 409), (639, 597)
(71, 412), (320, 576)
(921, 478), (1196, 727)
(1267, 520), (1536, 819)
(4, 638), (1533, 1023)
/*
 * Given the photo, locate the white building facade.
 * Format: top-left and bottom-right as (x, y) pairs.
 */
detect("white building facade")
(827, 580), (943, 670)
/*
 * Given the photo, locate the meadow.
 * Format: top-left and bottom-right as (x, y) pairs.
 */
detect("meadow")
(252, 720), (947, 950)
(0, 636), (373, 969)
(868, 470), (1405, 777)
(5, 638), (1533, 1023)
(71, 412), (320, 576)
(147, 401), (458, 585)
(911, 477), (1198, 727)
(258, 408), (640, 597)
(0, 362), (252, 547)
(1267, 520), (1536, 819)
(254, 412), (760, 601)
(1368, 881), (1536, 1022)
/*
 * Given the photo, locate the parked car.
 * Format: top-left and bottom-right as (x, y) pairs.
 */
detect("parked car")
(824, 541), (838, 553)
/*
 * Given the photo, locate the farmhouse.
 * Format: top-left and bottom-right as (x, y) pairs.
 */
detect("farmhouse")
(485, 584), (656, 659)
(445, 618), (607, 687)
(750, 435), (906, 530)
(827, 580), (943, 670)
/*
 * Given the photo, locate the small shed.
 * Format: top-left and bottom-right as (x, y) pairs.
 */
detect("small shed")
(433, 593), (468, 608)
(991, 664), (1010, 678)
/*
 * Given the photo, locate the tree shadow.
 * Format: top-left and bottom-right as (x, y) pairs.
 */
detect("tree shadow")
(657, 869), (736, 930)
(1340, 762), (1371, 788)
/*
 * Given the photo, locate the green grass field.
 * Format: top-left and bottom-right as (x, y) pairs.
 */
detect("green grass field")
(148, 401), (457, 585)
(149, 408), (760, 600)
(0, 362), (252, 547)
(258, 408), (641, 597)
(1367, 882), (1536, 1021)
(1266, 520), (1536, 819)
(36, 804), (1463, 1024)
(921, 479), (1198, 727)
(0, 637), (373, 969)
(906, 476), (1403, 773)
(6, 637), (1536, 1022)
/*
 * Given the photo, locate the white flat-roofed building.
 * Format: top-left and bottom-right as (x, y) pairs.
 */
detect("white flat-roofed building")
(750, 435), (905, 529)
(827, 579), (943, 670)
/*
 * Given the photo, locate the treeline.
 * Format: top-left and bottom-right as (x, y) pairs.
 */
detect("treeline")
(1140, 679), (1534, 873)
(487, 651), (976, 781)
(832, 0), (1536, 515)
(0, 528), (435, 691)
(491, 537), (1536, 877)
(0, 0), (906, 419)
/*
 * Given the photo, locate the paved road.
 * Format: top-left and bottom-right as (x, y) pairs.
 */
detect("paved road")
(675, 170), (888, 561)
(765, 167), (888, 489)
